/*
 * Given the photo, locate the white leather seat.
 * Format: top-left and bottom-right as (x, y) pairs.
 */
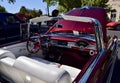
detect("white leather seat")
(0, 56), (72, 83)
(0, 57), (24, 83)
(13, 56), (72, 83)
(0, 49), (16, 59)
(30, 56), (60, 67)
(60, 65), (81, 81)
(0, 50), (80, 83)
(20, 56), (81, 82)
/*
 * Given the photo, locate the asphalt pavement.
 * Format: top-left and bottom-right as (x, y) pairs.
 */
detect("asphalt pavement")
(107, 30), (120, 83)
(111, 42), (120, 83)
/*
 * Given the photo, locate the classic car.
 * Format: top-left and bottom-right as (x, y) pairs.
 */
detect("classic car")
(0, 6), (118, 83)
(106, 21), (120, 30)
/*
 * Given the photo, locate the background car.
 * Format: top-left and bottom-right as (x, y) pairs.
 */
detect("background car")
(0, 12), (25, 45)
(0, 12), (46, 46)
(106, 21), (120, 30)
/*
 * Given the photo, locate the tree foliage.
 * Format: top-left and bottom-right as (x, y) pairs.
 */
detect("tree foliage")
(58, 0), (82, 13)
(0, 5), (6, 12)
(81, 0), (109, 7)
(44, 0), (110, 13)
(43, 0), (57, 6)
(19, 6), (42, 18)
(1, 0), (16, 3)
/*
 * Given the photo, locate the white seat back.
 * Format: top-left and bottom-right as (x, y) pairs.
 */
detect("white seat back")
(0, 49), (16, 59)
(0, 57), (24, 83)
(60, 65), (81, 81)
(13, 56), (72, 83)
(0, 49), (79, 83)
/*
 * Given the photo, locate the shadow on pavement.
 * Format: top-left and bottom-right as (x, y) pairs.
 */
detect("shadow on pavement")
(111, 57), (120, 83)
(111, 43), (120, 83)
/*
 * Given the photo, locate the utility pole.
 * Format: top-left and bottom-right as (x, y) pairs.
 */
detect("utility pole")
(43, 0), (49, 16)
(47, 3), (49, 16)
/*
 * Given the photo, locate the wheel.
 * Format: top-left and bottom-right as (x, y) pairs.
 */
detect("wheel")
(27, 33), (41, 53)
(116, 25), (120, 31)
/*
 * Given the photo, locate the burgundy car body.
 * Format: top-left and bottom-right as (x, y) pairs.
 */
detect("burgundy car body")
(41, 6), (118, 83)
(47, 6), (107, 42)
(0, 6), (118, 83)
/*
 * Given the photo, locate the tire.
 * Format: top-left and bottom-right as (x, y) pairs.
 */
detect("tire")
(116, 25), (120, 31)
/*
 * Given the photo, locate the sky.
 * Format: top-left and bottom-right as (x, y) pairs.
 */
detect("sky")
(0, 0), (58, 15)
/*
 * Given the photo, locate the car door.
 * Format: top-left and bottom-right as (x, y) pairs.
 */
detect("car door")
(0, 20), (6, 44)
(5, 13), (21, 41)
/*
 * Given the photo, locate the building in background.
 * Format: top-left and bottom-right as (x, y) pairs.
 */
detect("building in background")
(107, 0), (120, 21)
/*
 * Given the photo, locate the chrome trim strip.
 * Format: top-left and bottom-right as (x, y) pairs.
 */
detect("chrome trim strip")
(78, 48), (106, 83)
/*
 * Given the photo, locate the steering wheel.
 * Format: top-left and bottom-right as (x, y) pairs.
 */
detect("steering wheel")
(27, 33), (41, 53)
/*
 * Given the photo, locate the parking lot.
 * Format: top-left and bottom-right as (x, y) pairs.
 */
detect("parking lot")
(111, 43), (120, 83)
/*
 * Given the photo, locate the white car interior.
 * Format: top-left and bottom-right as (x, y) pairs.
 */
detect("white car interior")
(0, 42), (81, 83)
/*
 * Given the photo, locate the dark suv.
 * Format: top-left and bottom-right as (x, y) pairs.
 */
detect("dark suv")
(0, 12), (25, 45)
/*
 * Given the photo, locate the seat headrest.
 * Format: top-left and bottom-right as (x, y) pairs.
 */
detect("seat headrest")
(0, 49), (16, 59)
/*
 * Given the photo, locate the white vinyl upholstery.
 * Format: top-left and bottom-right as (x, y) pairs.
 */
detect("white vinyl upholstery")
(30, 56), (60, 67)
(60, 65), (81, 81)
(0, 56), (72, 83)
(0, 57), (24, 83)
(0, 49), (23, 82)
(0, 49), (16, 59)
(0, 50), (80, 83)
(13, 56), (72, 83)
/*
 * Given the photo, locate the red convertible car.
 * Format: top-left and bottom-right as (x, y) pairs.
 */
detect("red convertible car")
(107, 21), (120, 30)
(0, 6), (118, 83)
